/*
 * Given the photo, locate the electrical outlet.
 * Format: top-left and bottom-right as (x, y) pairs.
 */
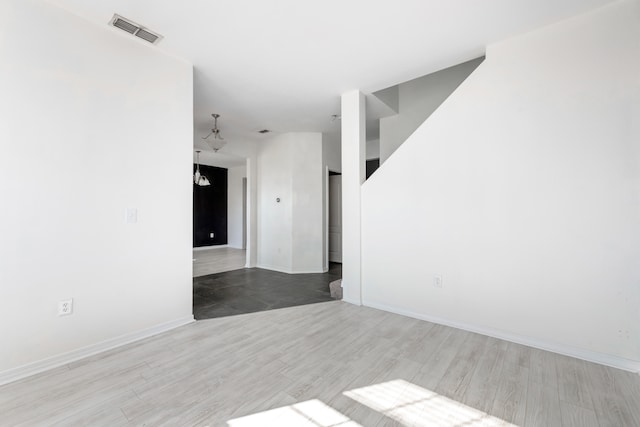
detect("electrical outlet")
(433, 275), (443, 288)
(58, 299), (73, 316)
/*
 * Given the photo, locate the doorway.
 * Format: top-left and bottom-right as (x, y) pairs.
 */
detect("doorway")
(242, 177), (247, 250)
(328, 172), (342, 263)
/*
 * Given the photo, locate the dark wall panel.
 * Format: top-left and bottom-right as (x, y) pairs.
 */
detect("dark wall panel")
(193, 164), (227, 247)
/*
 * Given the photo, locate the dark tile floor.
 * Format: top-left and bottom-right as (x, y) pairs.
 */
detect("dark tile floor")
(193, 263), (342, 320)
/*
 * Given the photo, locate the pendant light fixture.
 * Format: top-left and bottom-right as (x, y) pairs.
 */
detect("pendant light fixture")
(194, 150), (211, 187)
(202, 113), (227, 152)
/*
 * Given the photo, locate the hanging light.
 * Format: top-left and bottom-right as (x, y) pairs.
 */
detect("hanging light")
(194, 150), (211, 187)
(202, 113), (227, 152)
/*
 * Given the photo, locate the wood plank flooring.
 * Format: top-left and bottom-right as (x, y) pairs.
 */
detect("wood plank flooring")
(193, 247), (246, 277)
(1, 302), (639, 426)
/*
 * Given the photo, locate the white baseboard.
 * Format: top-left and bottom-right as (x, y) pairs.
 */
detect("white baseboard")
(363, 300), (640, 373)
(256, 264), (290, 273)
(342, 297), (362, 306)
(256, 264), (325, 274)
(0, 315), (195, 386)
(292, 269), (326, 274)
(193, 245), (228, 251)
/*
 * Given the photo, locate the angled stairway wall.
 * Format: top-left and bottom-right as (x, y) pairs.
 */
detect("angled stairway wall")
(376, 57), (484, 164)
(361, 0), (640, 370)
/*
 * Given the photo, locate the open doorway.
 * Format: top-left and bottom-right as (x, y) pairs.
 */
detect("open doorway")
(328, 171), (342, 263)
(192, 150), (247, 277)
(242, 177), (247, 250)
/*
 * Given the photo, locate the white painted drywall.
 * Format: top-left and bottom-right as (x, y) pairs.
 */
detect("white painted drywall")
(362, 0), (640, 366)
(257, 133), (324, 273)
(0, 0), (193, 375)
(323, 132), (342, 173)
(257, 134), (293, 271)
(379, 57), (484, 164)
(228, 165), (247, 249)
(367, 139), (380, 160)
(341, 91), (366, 305)
(245, 155), (258, 267)
(292, 135), (324, 272)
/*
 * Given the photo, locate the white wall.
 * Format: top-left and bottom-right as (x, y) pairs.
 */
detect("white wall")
(0, 0), (193, 380)
(362, 0), (640, 369)
(341, 91), (366, 305)
(257, 134), (293, 271)
(367, 139), (380, 160)
(323, 132), (342, 173)
(379, 57), (483, 164)
(258, 133), (324, 273)
(227, 165), (247, 249)
(245, 155), (258, 267)
(292, 137), (324, 272)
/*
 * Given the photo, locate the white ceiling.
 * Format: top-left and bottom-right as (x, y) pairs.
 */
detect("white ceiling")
(49, 0), (616, 150)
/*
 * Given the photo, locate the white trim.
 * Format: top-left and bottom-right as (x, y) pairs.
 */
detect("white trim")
(291, 269), (326, 274)
(363, 300), (640, 373)
(0, 315), (195, 386)
(342, 296), (362, 306)
(193, 245), (228, 251)
(256, 264), (292, 273)
(256, 264), (325, 274)
(324, 166), (330, 272)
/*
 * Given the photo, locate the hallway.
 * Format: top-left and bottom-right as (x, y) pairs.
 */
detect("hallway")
(193, 263), (341, 319)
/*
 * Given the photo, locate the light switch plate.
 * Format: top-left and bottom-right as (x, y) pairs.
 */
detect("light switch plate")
(126, 207), (138, 224)
(433, 275), (443, 288)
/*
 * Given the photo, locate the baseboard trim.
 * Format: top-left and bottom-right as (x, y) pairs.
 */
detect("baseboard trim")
(256, 264), (325, 274)
(0, 315), (195, 386)
(363, 300), (640, 373)
(193, 245), (228, 251)
(256, 264), (291, 274)
(342, 297), (362, 306)
(292, 269), (326, 274)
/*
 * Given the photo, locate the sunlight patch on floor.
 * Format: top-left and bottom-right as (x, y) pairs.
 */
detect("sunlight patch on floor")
(227, 399), (362, 427)
(227, 379), (516, 426)
(344, 379), (517, 427)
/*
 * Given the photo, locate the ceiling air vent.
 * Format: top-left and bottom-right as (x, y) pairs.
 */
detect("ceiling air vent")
(109, 14), (162, 45)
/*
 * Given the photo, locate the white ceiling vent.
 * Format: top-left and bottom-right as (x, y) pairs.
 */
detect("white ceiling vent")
(109, 14), (162, 45)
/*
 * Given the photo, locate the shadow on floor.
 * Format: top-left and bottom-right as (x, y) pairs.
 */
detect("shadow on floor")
(193, 263), (342, 320)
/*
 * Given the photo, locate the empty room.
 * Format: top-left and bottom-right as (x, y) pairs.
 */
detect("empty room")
(1, 0), (639, 425)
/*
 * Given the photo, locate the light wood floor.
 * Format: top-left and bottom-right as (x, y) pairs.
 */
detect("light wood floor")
(2, 302), (639, 426)
(193, 247), (246, 277)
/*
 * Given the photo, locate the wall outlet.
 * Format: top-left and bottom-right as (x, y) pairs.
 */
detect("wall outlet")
(433, 275), (443, 288)
(618, 329), (630, 339)
(209, 232), (215, 238)
(58, 299), (73, 316)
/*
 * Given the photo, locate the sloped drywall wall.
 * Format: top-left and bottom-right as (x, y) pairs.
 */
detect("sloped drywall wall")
(361, 0), (640, 369)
